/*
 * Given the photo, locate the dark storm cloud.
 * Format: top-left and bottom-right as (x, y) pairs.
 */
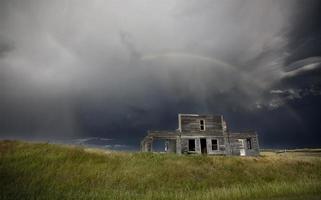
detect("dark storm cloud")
(285, 0), (321, 64)
(1, 0), (321, 147)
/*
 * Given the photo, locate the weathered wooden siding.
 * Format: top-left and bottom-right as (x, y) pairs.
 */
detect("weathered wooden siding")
(206, 136), (226, 155)
(140, 131), (179, 153)
(167, 139), (177, 153)
(180, 136), (226, 155)
(180, 137), (202, 154)
(229, 133), (260, 156)
(181, 138), (188, 153)
(141, 114), (260, 156)
(176, 136), (182, 155)
(179, 114), (224, 134)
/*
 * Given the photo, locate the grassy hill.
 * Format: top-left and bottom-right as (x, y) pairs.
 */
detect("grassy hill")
(1, 140), (321, 200)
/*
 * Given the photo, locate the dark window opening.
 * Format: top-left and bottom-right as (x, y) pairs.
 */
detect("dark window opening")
(200, 120), (205, 131)
(246, 138), (252, 149)
(188, 139), (195, 151)
(212, 139), (218, 150)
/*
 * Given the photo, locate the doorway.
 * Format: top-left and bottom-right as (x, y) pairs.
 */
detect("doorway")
(238, 139), (246, 156)
(200, 138), (207, 154)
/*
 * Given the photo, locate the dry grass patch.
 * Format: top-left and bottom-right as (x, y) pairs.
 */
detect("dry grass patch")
(1, 140), (321, 200)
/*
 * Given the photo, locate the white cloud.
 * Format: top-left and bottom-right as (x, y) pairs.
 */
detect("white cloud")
(283, 62), (321, 78)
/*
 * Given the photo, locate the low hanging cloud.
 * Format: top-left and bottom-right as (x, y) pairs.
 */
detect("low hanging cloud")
(282, 57), (321, 78)
(1, 0), (321, 144)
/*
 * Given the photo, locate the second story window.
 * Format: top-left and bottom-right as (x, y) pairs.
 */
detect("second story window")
(200, 119), (205, 131)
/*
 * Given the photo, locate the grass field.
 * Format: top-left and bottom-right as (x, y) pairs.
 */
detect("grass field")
(1, 140), (321, 200)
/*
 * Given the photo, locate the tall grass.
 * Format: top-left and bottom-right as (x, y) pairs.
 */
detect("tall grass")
(1, 140), (321, 199)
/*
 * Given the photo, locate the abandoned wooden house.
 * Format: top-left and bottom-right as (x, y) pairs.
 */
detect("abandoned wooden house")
(141, 114), (260, 156)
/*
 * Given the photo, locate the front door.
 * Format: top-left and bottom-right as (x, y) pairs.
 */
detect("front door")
(238, 139), (246, 156)
(200, 138), (207, 154)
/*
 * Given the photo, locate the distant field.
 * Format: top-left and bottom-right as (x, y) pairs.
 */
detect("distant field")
(1, 141), (321, 200)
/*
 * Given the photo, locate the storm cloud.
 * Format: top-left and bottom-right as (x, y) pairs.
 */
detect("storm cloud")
(1, 0), (321, 148)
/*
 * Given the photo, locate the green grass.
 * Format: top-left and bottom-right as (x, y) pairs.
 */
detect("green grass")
(1, 140), (321, 200)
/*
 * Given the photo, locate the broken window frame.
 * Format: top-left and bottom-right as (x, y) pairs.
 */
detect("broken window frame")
(200, 119), (205, 131)
(246, 138), (252, 149)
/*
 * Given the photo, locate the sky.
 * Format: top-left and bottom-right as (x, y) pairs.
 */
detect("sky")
(1, 0), (321, 149)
